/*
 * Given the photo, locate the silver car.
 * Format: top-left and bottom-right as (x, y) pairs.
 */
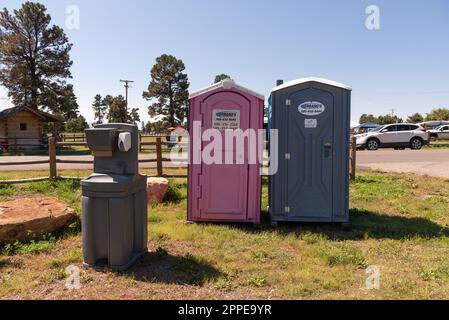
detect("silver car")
(429, 125), (449, 140)
(356, 123), (430, 151)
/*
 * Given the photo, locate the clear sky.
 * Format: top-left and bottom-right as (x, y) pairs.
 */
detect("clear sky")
(1, 0), (449, 124)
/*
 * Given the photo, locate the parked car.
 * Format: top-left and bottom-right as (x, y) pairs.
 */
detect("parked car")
(356, 123), (429, 151)
(417, 121), (449, 130)
(429, 125), (449, 140)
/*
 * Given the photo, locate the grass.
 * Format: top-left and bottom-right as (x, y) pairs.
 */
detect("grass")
(0, 170), (449, 299)
(0, 168), (187, 181)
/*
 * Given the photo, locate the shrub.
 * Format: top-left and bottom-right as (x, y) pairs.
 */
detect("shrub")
(163, 184), (183, 203)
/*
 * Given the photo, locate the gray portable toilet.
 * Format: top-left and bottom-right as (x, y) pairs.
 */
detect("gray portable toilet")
(268, 77), (352, 225)
(82, 124), (148, 271)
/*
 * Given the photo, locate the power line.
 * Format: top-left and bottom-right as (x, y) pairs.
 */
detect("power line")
(120, 79), (134, 113)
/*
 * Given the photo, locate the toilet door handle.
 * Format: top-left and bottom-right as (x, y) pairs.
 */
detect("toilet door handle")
(324, 143), (332, 158)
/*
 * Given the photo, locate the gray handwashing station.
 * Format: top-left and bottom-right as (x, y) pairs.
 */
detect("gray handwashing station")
(82, 124), (148, 271)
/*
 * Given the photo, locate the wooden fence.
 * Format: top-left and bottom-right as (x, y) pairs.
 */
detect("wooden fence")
(0, 137), (188, 185)
(350, 135), (357, 180)
(0, 135), (359, 185)
(0, 136), (46, 154)
(61, 133), (86, 143)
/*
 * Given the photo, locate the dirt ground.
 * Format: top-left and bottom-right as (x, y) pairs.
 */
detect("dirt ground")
(357, 149), (449, 179)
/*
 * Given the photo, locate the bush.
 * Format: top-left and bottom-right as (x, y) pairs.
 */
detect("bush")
(163, 184), (183, 203)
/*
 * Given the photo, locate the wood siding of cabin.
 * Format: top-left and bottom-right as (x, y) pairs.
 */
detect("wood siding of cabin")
(1, 111), (44, 150)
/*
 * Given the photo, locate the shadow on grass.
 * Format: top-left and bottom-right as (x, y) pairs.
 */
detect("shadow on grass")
(124, 250), (222, 286)
(347, 208), (449, 240)
(0, 258), (13, 270)
(257, 209), (449, 241)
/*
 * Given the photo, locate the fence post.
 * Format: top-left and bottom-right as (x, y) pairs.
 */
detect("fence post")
(156, 137), (163, 177)
(139, 133), (142, 153)
(49, 137), (57, 179)
(13, 137), (17, 154)
(350, 134), (357, 180)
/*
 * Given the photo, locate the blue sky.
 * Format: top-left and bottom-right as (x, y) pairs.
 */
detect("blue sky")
(1, 0), (449, 124)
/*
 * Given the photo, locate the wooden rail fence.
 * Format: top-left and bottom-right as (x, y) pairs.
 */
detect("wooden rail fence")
(0, 135), (359, 185)
(350, 135), (357, 180)
(0, 137), (188, 184)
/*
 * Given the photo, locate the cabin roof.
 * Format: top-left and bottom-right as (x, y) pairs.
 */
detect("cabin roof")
(0, 106), (62, 123)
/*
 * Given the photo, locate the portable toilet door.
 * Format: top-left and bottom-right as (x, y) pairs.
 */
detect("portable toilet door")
(188, 79), (264, 226)
(268, 77), (352, 225)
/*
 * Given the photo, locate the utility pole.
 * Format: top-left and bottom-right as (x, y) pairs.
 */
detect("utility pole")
(390, 108), (396, 117)
(120, 79), (134, 113)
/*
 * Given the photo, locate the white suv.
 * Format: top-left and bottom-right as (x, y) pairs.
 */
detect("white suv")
(356, 123), (429, 151)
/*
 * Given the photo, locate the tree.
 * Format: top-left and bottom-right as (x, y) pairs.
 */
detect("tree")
(107, 95), (128, 123)
(40, 83), (78, 120)
(425, 108), (449, 121)
(129, 107), (140, 124)
(102, 94), (114, 110)
(65, 115), (88, 133)
(407, 113), (424, 123)
(213, 74), (231, 84)
(0, 2), (74, 111)
(359, 114), (377, 124)
(142, 54), (189, 127)
(92, 94), (107, 124)
(102, 94), (114, 122)
(377, 114), (403, 125)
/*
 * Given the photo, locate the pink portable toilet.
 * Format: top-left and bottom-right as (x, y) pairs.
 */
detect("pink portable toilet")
(187, 79), (264, 226)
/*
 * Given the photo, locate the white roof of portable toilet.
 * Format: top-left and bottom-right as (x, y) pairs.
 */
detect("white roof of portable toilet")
(271, 77), (352, 93)
(189, 79), (265, 100)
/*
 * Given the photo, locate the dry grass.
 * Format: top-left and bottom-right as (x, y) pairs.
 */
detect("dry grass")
(1, 171), (449, 300)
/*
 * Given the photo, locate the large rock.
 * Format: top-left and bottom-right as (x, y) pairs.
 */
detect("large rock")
(0, 197), (76, 244)
(147, 178), (170, 204)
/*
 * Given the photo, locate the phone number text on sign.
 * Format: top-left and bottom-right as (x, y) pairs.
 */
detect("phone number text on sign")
(212, 109), (241, 130)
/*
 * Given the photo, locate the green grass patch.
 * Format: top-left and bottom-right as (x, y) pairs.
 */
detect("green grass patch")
(2, 238), (56, 256)
(316, 243), (367, 268)
(1, 170), (449, 299)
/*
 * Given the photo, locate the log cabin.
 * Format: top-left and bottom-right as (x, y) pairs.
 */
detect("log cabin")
(0, 106), (62, 150)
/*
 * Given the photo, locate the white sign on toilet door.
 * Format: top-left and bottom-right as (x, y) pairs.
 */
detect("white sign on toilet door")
(212, 109), (241, 130)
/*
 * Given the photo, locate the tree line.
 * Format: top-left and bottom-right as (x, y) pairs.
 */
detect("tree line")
(359, 108), (449, 125)
(0, 2), (231, 134)
(6, 3), (445, 135)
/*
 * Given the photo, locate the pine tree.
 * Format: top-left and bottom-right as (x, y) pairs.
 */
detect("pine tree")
(92, 94), (107, 124)
(129, 107), (140, 124)
(107, 95), (128, 123)
(0, 2), (74, 112)
(142, 54), (189, 127)
(40, 83), (79, 120)
(213, 74), (231, 84)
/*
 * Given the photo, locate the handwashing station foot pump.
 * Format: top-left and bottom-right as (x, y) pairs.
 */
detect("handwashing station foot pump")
(82, 124), (148, 271)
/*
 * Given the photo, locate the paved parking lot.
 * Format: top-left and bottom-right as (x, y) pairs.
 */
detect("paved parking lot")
(357, 149), (449, 179)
